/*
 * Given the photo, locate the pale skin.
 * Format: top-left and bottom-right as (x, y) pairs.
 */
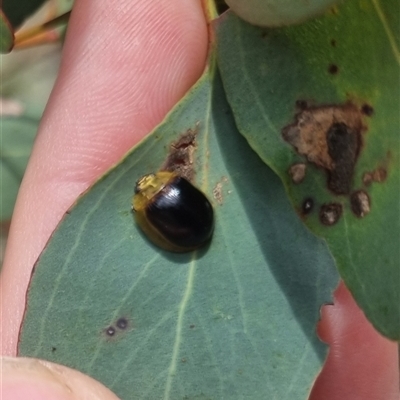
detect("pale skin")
(0, 0), (398, 399)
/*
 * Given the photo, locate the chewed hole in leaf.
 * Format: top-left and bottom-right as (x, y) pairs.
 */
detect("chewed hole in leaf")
(161, 125), (198, 182)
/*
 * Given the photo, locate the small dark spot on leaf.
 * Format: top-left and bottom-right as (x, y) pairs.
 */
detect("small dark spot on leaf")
(295, 100), (308, 110)
(117, 318), (128, 330)
(302, 198), (314, 214)
(350, 190), (370, 218)
(106, 326), (116, 336)
(320, 203), (342, 226)
(327, 122), (360, 194)
(181, 358), (187, 363)
(361, 104), (374, 116)
(330, 39), (337, 47)
(189, 324), (195, 329)
(363, 167), (387, 185)
(51, 347), (57, 352)
(288, 163), (306, 184)
(328, 64), (339, 75)
(261, 30), (268, 38)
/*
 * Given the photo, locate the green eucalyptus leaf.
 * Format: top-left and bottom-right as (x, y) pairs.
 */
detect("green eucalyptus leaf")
(0, 116), (38, 221)
(19, 66), (338, 398)
(0, 11), (14, 53)
(2, 0), (47, 29)
(55, 0), (74, 14)
(0, 43), (61, 221)
(225, 0), (340, 27)
(216, 0), (400, 339)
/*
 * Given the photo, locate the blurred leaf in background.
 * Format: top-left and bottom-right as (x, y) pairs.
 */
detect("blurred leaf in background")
(2, 0), (47, 29)
(0, 0), (72, 264)
(0, 10), (14, 53)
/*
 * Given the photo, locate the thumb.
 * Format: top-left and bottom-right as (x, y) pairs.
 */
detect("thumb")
(1, 0), (207, 355)
(2, 357), (120, 400)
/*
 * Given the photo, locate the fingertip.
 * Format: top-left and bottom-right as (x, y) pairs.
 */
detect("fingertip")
(311, 281), (399, 400)
(2, 357), (120, 400)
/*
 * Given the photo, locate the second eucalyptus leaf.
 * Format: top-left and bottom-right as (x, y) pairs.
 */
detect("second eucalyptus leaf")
(216, 0), (400, 339)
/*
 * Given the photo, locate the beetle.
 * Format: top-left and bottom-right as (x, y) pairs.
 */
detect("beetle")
(132, 171), (214, 252)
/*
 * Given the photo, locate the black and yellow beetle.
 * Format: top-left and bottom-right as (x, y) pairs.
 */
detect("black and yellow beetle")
(132, 171), (214, 252)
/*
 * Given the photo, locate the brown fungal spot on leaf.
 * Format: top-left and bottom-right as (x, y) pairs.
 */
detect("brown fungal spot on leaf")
(327, 122), (360, 194)
(213, 176), (228, 205)
(288, 163), (306, 184)
(161, 124), (198, 181)
(189, 324), (195, 329)
(319, 203), (342, 226)
(330, 39), (337, 47)
(351, 190), (370, 218)
(363, 167), (387, 185)
(282, 103), (365, 195)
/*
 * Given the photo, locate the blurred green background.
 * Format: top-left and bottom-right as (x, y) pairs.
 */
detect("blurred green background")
(0, 0), (71, 265)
